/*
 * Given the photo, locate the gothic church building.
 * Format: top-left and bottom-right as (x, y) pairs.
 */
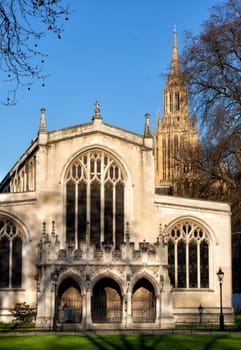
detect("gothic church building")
(0, 30), (233, 329)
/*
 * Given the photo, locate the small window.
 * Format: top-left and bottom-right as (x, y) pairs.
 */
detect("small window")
(175, 93), (180, 111)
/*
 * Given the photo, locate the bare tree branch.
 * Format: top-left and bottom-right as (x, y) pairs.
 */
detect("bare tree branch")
(0, 0), (72, 104)
(179, 0), (241, 233)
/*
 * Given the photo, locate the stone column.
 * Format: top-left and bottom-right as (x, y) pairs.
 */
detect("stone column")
(85, 287), (92, 328)
(126, 289), (132, 329)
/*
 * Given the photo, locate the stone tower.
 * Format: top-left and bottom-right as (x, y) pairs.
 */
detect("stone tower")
(155, 27), (198, 193)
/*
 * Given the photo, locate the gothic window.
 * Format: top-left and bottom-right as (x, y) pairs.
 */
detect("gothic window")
(65, 149), (125, 249)
(175, 93), (180, 111)
(10, 157), (36, 193)
(169, 93), (173, 112)
(168, 220), (210, 289)
(28, 158), (36, 191)
(162, 139), (166, 180)
(174, 135), (178, 158)
(0, 217), (23, 288)
(167, 138), (171, 179)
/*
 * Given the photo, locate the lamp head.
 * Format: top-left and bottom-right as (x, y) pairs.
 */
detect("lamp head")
(217, 267), (224, 283)
(198, 304), (203, 314)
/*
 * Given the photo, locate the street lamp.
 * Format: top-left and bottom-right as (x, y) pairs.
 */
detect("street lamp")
(34, 273), (40, 311)
(51, 269), (59, 331)
(216, 267), (224, 330)
(198, 304), (203, 327)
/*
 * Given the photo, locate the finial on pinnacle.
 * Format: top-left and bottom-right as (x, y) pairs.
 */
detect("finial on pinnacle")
(39, 107), (47, 133)
(92, 101), (102, 120)
(144, 112), (152, 138)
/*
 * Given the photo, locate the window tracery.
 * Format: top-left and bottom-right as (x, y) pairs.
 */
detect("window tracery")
(168, 220), (209, 289)
(65, 149), (125, 249)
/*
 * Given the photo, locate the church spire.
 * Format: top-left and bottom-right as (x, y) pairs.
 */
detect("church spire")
(154, 27), (198, 189)
(170, 25), (181, 76)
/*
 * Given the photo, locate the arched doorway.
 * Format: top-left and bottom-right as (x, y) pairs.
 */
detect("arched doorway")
(58, 278), (82, 323)
(132, 278), (156, 323)
(91, 278), (122, 323)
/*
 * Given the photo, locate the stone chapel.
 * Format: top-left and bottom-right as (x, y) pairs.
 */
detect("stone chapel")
(0, 29), (234, 329)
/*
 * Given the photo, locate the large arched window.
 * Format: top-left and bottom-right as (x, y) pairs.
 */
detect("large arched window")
(0, 216), (23, 288)
(65, 149), (125, 250)
(168, 220), (209, 289)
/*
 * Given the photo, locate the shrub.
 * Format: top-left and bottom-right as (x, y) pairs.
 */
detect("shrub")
(11, 302), (36, 323)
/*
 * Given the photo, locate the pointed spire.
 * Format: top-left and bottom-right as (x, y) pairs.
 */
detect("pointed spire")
(170, 25), (181, 76)
(144, 113), (152, 138)
(39, 107), (47, 133)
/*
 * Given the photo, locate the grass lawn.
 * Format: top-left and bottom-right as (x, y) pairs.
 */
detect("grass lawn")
(1, 334), (241, 350)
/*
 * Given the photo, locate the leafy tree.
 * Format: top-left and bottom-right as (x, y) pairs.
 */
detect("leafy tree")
(179, 0), (241, 233)
(0, 0), (71, 104)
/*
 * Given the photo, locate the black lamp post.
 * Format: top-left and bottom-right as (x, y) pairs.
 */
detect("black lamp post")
(198, 304), (203, 327)
(51, 269), (59, 331)
(216, 267), (224, 330)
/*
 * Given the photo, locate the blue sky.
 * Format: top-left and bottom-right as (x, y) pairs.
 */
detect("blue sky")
(0, 0), (219, 181)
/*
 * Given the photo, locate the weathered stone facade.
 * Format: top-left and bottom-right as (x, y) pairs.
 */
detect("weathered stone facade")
(0, 30), (234, 329)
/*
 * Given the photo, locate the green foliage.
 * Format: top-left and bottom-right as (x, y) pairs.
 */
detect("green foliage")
(235, 314), (241, 329)
(11, 302), (36, 323)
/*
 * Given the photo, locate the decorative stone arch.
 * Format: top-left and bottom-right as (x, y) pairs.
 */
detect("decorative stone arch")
(60, 146), (133, 250)
(0, 211), (30, 289)
(130, 271), (157, 323)
(90, 269), (125, 295)
(60, 144), (132, 185)
(129, 270), (159, 296)
(0, 210), (31, 242)
(165, 216), (212, 289)
(57, 271), (84, 324)
(57, 269), (86, 292)
(166, 215), (218, 245)
(90, 270), (124, 324)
